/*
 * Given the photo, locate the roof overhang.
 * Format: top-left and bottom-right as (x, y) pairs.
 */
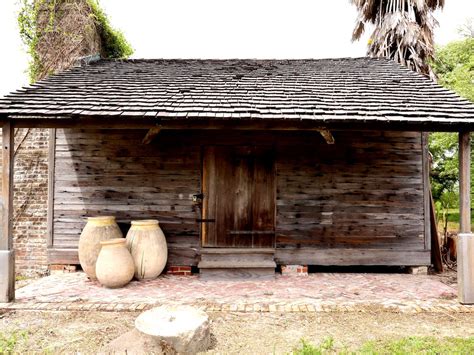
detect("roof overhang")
(2, 58), (473, 132)
(1, 114), (473, 132)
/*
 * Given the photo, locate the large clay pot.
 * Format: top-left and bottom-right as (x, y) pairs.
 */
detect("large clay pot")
(126, 220), (168, 280)
(96, 238), (135, 288)
(78, 216), (123, 280)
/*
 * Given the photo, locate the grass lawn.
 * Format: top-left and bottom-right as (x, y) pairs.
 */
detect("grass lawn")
(0, 330), (28, 353)
(294, 336), (474, 354)
(436, 209), (474, 232)
(4, 311), (474, 353)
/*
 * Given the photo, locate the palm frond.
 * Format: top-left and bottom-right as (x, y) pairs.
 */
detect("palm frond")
(351, 0), (443, 77)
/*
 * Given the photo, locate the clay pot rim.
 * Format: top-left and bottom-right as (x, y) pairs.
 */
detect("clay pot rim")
(87, 216), (115, 221)
(100, 238), (126, 246)
(87, 216), (115, 225)
(131, 219), (159, 226)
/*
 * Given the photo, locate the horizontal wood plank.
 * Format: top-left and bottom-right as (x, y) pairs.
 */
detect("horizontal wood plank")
(275, 248), (430, 266)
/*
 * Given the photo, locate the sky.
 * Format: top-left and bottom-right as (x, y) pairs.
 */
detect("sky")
(0, 0), (472, 97)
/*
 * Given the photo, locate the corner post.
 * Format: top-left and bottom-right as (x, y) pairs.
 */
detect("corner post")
(0, 122), (14, 302)
(458, 131), (472, 304)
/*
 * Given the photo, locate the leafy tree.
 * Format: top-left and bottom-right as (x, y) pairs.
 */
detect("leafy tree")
(430, 132), (459, 201)
(458, 17), (474, 39)
(431, 38), (474, 102)
(429, 37), (474, 211)
(18, 0), (133, 82)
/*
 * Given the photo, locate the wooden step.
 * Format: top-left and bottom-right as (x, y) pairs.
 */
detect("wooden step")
(200, 268), (275, 280)
(198, 259), (276, 269)
(198, 248), (276, 279)
(200, 248), (275, 254)
(200, 252), (274, 264)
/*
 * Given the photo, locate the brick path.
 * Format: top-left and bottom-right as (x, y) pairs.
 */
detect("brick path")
(0, 272), (469, 314)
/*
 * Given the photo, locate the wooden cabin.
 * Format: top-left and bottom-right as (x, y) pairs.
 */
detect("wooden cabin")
(1, 58), (473, 282)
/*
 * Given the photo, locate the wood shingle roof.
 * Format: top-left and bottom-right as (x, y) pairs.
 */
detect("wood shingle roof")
(1, 57), (473, 129)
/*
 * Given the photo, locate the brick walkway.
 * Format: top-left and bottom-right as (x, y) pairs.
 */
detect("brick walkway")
(0, 272), (469, 314)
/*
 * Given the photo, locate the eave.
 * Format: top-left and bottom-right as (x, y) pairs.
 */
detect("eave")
(0, 113), (473, 132)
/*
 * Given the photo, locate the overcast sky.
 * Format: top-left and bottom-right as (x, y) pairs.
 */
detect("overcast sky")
(0, 0), (472, 96)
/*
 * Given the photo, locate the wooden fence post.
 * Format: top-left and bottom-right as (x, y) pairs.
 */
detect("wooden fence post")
(0, 122), (15, 302)
(457, 131), (473, 304)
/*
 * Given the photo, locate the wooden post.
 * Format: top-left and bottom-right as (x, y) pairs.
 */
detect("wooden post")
(457, 131), (473, 304)
(47, 129), (56, 248)
(0, 122), (15, 302)
(460, 131), (471, 233)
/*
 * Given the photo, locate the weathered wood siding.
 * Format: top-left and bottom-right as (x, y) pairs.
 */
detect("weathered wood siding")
(51, 129), (201, 266)
(274, 130), (429, 266)
(50, 129), (429, 266)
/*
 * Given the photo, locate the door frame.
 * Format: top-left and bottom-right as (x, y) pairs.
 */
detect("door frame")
(200, 144), (277, 248)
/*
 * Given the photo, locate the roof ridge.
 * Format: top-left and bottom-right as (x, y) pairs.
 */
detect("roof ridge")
(98, 57), (382, 62)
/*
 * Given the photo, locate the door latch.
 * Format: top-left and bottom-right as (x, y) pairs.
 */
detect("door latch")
(192, 193), (204, 203)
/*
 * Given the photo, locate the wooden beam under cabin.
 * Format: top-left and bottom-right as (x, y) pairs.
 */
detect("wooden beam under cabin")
(0, 122), (15, 302)
(422, 133), (431, 251)
(142, 126), (162, 144)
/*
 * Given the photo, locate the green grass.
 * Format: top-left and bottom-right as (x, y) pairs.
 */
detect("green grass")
(359, 336), (474, 354)
(0, 330), (28, 353)
(436, 209), (474, 232)
(444, 210), (474, 224)
(292, 336), (474, 354)
(295, 338), (338, 355)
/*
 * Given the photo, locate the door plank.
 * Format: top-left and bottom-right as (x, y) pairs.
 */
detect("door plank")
(252, 147), (276, 247)
(202, 146), (218, 246)
(232, 146), (253, 247)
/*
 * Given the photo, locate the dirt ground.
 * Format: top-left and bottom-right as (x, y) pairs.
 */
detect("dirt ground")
(434, 268), (457, 287)
(2, 309), (474, 354)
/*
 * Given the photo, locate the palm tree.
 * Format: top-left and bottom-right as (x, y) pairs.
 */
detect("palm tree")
(351, 0), (445, 77)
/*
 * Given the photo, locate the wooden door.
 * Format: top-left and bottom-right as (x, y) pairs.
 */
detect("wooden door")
(202, 145), (275, 248)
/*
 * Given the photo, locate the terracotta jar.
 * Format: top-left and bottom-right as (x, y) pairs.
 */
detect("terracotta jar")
(95, 238), (135, 288)
(78, 216), (123, 280)
(126, 220), (168, 280)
